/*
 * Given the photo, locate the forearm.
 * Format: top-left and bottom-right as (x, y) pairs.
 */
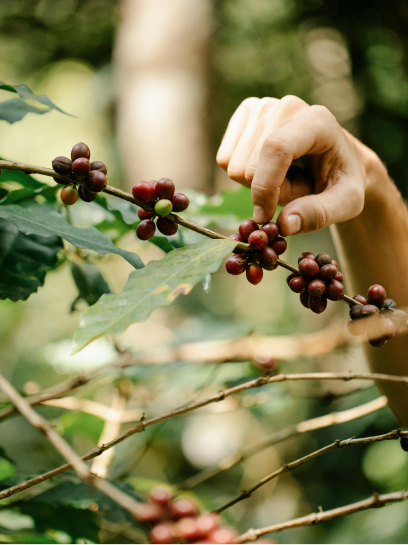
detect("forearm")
(332, 147), (408, 424)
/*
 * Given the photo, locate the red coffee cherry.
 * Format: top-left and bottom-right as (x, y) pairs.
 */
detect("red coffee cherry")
(171, 193), (190, 212)
(289, 276), (308, 293)
(225, 255), (247, 275)
(270, 236), (287, 255)
(157, 216), (178, 236)
(319, 263), (338, 281)
(150, 487), (172, 507)
(136, 502), (163, 524)
(72, 157), (91, 176)
(175, 517), (200, 543)
(286, 272), (298, 286)
(229, 233), (244, 254)
(315, 253), (332, 268)
(138, 208), (152, 220)
(298, 258), (319, 281)
(260, 222), (280, 244)
(71, 142), (90, 161)
(239, 219), (258, 241)
(308, 279), (326, 296)
(309, 295), (327, 314)
(300, 291), (311, 309)
(246, 263), (263, 285)
(52, 156), (72, 176)
(331, 259), (339, 268)
(150, 523), (175, 544)
(78, 185), (97, 203)
(90, 160), (107, 174)
(137, 219), (156, 240)
(196, 513), (220, 538)
(359, 304), (380, 318)
(155, 178), (175, 199)
(210, 527), (238, 544)
(169, 498), (199, 519)
(60, 185), (78, 205)
(333, 271), (344, 283)
(298, 251), (315, 263)
(132, 180), (155, 203)
(353, 294), (367, 305)
(248, 230), (268, 250)
(84, 170), (107, 192)
(367, 284), (387, 308)
(259, 246), (278, 270)
(326, 279), (345, 301)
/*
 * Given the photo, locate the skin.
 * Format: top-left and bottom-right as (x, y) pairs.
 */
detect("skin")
(217, 96), (408, 425)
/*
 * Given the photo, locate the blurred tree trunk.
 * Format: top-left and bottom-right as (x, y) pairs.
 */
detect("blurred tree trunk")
(114, 0), (213, 192)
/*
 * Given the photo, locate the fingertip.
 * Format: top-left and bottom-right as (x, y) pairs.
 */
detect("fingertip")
(253, 205), (267, 224)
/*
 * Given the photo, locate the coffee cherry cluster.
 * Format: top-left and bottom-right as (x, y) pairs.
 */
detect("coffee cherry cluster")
(133, 179), (190, 241)
(52, 143), (108, 205)
(135, 487), (237, 544)
(347, 286), (407, 347)
(287, 252), (344, 314)
(225, 219), (287, 285)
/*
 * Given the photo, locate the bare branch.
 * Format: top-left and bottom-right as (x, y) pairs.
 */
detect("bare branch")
(41, 396), (142, 423)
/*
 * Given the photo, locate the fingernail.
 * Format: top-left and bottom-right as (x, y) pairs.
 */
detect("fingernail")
(253, 205), (265, 224)
(287, 214), (301, 235)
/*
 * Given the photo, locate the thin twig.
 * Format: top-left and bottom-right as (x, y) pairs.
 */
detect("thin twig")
(41, 396), (142, 423)
(1, 372), (406, 501)
(235, 489), (408, 542)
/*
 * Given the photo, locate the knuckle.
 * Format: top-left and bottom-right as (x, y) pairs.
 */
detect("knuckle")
(310, 104), (336, 125)
(241, 97), (260, 110)
(280, 95), (307, 109)
(259, 96), (278, 110)
(262, 135), (291, 160)
(251, 179), (278, 199)
(227, 162), (245, 181)
(307, 200), (332, 231)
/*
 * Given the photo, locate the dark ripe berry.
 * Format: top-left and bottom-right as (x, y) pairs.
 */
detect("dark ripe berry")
(359, 304), (380, 318)
(309, 295), (327, 314)
(72, 157), (91, 176)
(175, 517), (200, 543)
(239, 219), (258, 241)
(350, 305), (363, 320)
(150, 487), (172, 507)
(326, 279), (345, 301)
(52, 156), (72, 176)
(308, 279), (326, 296)
(368, 317), (396, 346)
(84, 170), (107, 192)
(298, 258), (319, 281)
(319, 263), (338, 282)
(136, 502), (162, 523)
(150, 523), (175, 544)
(270, 237), (287, 255)
(229, 233), (244, 254)
(137, 219), (156, 240)
(71, 142), (90, 161)
(347, 318), (367, 337)
(298, 252), (315, 263)
(138, 208), (152, 220)
(260, 222), (280, 244)
(169, 498), (199, 519)
(315, 253), (332, 268)
(90, 160), (107, 174)
(334, 271), (344, 283)
(155, 199), (173, 216)
(246, 263), (263, 285)
(211, 528), (238, 544)
(331, 259), (339, 268)
(286, 272), (298, 286)
(78, 185), (97, 203)
(369, 338), (387, 347)
(289, 276), (308, 293)
(225, 255), (247, 275)
(60, 185), (78, 205)
(259, 246), (278, 270)
(53, 177), (68, 185)
(383, 298), (398, 310)
(400, 437), (408, 452)
(367, 284), (387, 308)
(196, 514), (220, 538)
(157, 216), (178, 236)
(155, 178), (175, 199)
(248, 229), (268, 250)
(132, 180), (155, 203)
(171, 193), (190, 212)
(353, 294), (367, 305)
(300, 291), (311, 309)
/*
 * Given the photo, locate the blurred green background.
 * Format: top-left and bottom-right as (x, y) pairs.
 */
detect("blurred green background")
(1, 0), (408, 543)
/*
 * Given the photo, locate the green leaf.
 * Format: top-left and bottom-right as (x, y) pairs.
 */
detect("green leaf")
(0, 219), (63, 301)
(0, 459), (15, 481)
(73, 238), (236, 352)
(70, 262), (111, 308)
(0, 161), (57, 204)
(0, 98), (51, 124)
(0, 203), (144, 269)
(0, 81), (72, 118)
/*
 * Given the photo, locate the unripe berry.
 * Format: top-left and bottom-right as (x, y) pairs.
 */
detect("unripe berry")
(248, 229), (268, 250)
(260, 222), (279, 244)
(155, 178), (175, 199)
(298, 258), (319, 281)
(136, 219), (156, 240)
(52, 156), (72, 176)
(367, 284), (387, 308)
(286, 272), (298, 286)
(71, 142), (90, 161)
(270, 236), (287, 255)
(228, 233), (244, 254)
(169, 498), (199, 519)
(155, 199), (173, 216)
(72, 157), (91, 176)
(78, 185), (97, 203)
(259, 246), (278, 270)
(246, 263), (263, 285)
(132, 181), (155, 203)
(84, 170), (107, 193)
(308, 279), (326, 296)
(319, 263), (338, 281)
(239, 219), (258, 241)
(138, 208), (152, 221)
(60, 185), (78, 205)
(298, 252), (315, 263)
(315, 253), (332, 268)
(326, 279), (345, 301)
(150, 523), (175, 544)
(333, 271), (344, 283)
(289, 276), (308, 293)
(150, 487), (172, 507)
(353, 294), (367, 305)
(90, 160), (107, 174)
(300, 291), (311, 309)
(309, 295), (327, 314)
(171, 193), (190, 212)
(383, 298), (398, 310)
(225, 254), (247, 275)
(157, 216), (178, 236)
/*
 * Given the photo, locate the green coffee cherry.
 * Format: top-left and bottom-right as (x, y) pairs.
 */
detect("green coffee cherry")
(155, 199), (173, 216)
